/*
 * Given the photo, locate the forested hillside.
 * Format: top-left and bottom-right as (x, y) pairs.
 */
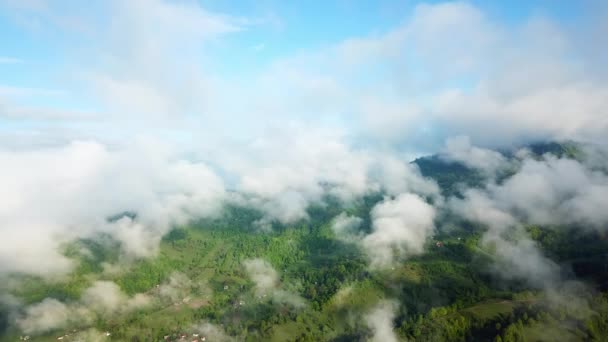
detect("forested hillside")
(2, 142), (608, 342)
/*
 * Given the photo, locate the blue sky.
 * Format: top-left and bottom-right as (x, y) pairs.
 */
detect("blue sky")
(0, 2), (585, 75)
(0, 0), (588, 88)
(0, 0), (606, 152)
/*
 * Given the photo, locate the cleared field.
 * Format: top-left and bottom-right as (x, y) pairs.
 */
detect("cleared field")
(521, 321), (582, 342)
(461, 300), (519, 320)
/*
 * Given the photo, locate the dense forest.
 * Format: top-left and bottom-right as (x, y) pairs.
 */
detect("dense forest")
(1, 142), (608, 342)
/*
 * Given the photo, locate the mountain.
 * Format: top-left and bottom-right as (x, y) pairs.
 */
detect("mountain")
(1, 141), (607, 342)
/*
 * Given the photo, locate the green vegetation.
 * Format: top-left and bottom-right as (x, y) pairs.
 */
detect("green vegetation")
(2, 142), (608, 341)
(4, 204), (608, 341)
(413, 156), (484, 196)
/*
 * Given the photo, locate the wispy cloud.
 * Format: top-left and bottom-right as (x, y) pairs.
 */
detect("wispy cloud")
(0, 85), (63, 97)
(0, 57), (23, 64)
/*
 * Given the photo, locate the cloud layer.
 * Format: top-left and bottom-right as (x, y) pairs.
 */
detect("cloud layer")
(363, 193), (436, 268)
(449, 147), (608, 287)
(0, 0), (606, 287)
(364, 300), (399, 342)
(16, 280), (151, 334)
(243, 258), (305, 308)
(0, 140), (224, 275)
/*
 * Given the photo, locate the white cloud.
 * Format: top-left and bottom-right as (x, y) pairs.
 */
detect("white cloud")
(2, 1), (607, 151)
(0, 0), (605, 287)
(441, 136), (509, 174)
(0, 57), (23, 64)
(373, 155), (440, 198)
(87, 0), (244, 118)
(216, 126), (440, 229)
(449, 148), (608, 287)
(243, 258), (279, 294)
(485, 230), (560, 288)
(460, 155), (608, 229)
(16, 280), (149, 335)
(363, 193), (436, 268)
(81, 281), (151, 315)
(0, 107), (441, 278)
(243, 258), (305, 308)
(364, 300), (399, 342)
(158, 272), (208, 304)
(360, 100), (422, 143)
(449, 189), (516, 232)
(331, 212), (363, 242)
(0, 140), (225, 276)
(17, 298), (75, 334)
(433, 82), (608, 146)
(237, 2), (608, 149)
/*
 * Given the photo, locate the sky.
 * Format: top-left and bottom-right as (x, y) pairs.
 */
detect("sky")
(0, 0), (607, 277)
(0, 0), (606, 152)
